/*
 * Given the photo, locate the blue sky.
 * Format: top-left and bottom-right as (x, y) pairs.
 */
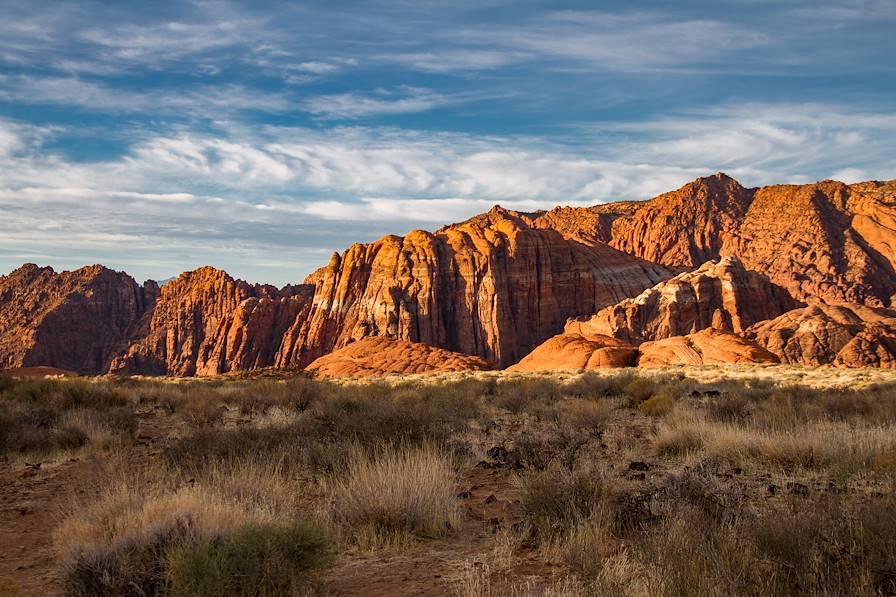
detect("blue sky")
(1, 0), (894, 285)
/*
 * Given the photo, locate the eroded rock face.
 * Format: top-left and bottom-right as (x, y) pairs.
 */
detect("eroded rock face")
(2, 174), (894, 376)
(748, 303), (896, 368)
(0, 264), (157, 374)
(568, 258), (800, 345)
(109, 267), (314, 376)
(592, 175), (896, 307)
(305, 337), (491, 378)
(506, 332), (637, 372)
(606, 173), (753, 268)
(637, 328), (779, 367)
(277, 207), (671, 368)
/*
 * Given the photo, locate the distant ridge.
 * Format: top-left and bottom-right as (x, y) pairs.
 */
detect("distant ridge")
(1, 174), (894, 376)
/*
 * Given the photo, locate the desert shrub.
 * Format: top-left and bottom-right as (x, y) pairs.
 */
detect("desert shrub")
(330, 445), (460, 544)
(512, 425), (594, 471)
(551, 399), (611, 434)
(423, 376), (496, 403)
(639, 387), (677, 417)
(0, 414), (89, 456)
(659, 466), (745, 523)
(638, 510), (756, 597)
(0, 377), (138, 457)
(166, 522), (331, 597)
(162, 422), (353, 481)
(624, 378), (656, 406)
(493, 378), (561, 413)
(59, 406), (137, 449)
(559, 515), (621, 578)
(177, 387), (226, 428)
(703, 392), (751, 422)
(0, 373), (13, 393)
(223, 377), (324, 415)
(132, 382), (185, 412)
(1, 377), (130, 410)
(653, 413), (705, 457)
(519, 465), (612, 542)
(746, 496), (896, 595)
(563, 371), (636, 400)
(163, 426), (298, 471)
(0, 402), (135, 457)
(57, 485), (252, 597)
(310, 388), (471, 450)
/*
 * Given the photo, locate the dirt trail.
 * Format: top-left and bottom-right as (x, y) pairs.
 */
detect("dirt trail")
(0, 458), (89, 596)
(0, 408), (556, 596)
(0, 408), (168, 597)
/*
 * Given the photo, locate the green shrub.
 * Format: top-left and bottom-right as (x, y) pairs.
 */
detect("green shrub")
(166, 522), (331, 597)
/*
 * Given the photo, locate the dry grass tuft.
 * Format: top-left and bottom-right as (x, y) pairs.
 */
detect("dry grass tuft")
(329, 444), (461, 546)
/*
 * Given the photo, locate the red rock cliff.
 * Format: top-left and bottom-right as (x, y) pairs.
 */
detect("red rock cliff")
(0, 264), (157, 374)
(594, 174), (896, 307)
(109, 267), (314, 376)
(274, 206), (671, 368)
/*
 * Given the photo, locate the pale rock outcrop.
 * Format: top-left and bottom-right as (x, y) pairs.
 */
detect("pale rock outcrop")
(748, 302), (896, 368)
(637, 328), (779, 367)
(305, 337), (491, 378)
(567, 257), (799, 345)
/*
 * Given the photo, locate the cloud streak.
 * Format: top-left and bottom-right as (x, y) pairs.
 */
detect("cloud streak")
(1, 100), (894, 283)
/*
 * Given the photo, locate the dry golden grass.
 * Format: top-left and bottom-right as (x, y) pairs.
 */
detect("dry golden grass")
(7, 366), (896, 595)
(655, 408), (896, 472)
(329, 444), (461, 547)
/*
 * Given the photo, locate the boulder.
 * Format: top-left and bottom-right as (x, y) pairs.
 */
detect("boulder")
(506, 332), (637, 372)
(638, 328), (779, 367)
(305, 337), (491, 378)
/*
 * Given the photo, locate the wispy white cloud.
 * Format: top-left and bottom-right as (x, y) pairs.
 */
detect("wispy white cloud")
(378, 50), (526, 73)
(0, 75), (291, 114)
(459, 11), (768, 72)
(76, 19), (254, 66)
(597, 103), (896, 183)
(1, 101), (894, 283)
(302, 87), (457, 119)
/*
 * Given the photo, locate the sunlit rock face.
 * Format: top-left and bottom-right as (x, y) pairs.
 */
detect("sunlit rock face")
(2, 175), (895, 376)
(305, 337), (492, 378)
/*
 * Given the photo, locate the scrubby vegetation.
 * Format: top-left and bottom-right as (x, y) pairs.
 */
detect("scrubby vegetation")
(2, 369), (896, 595)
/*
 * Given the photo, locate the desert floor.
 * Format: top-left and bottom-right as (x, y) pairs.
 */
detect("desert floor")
(2, 366), (896, 596)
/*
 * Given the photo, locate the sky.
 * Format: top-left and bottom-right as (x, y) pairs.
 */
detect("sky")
(0, 0), (894, 285)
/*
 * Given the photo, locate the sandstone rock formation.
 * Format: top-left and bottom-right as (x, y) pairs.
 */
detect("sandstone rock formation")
(604, 173), (753, 268)
(305, 337), (491, 378)
(637, 329), (779, 367)
(2, 174), (894, 377)
(567, 257), (800, 345)
(564, 174), (896, 307)
(277, 207), (670, 368)
(110, 267), (314, 376)
(506, 332), (637, 372)
(0, 264), (157, 374)
(749, 303), (896, 368)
